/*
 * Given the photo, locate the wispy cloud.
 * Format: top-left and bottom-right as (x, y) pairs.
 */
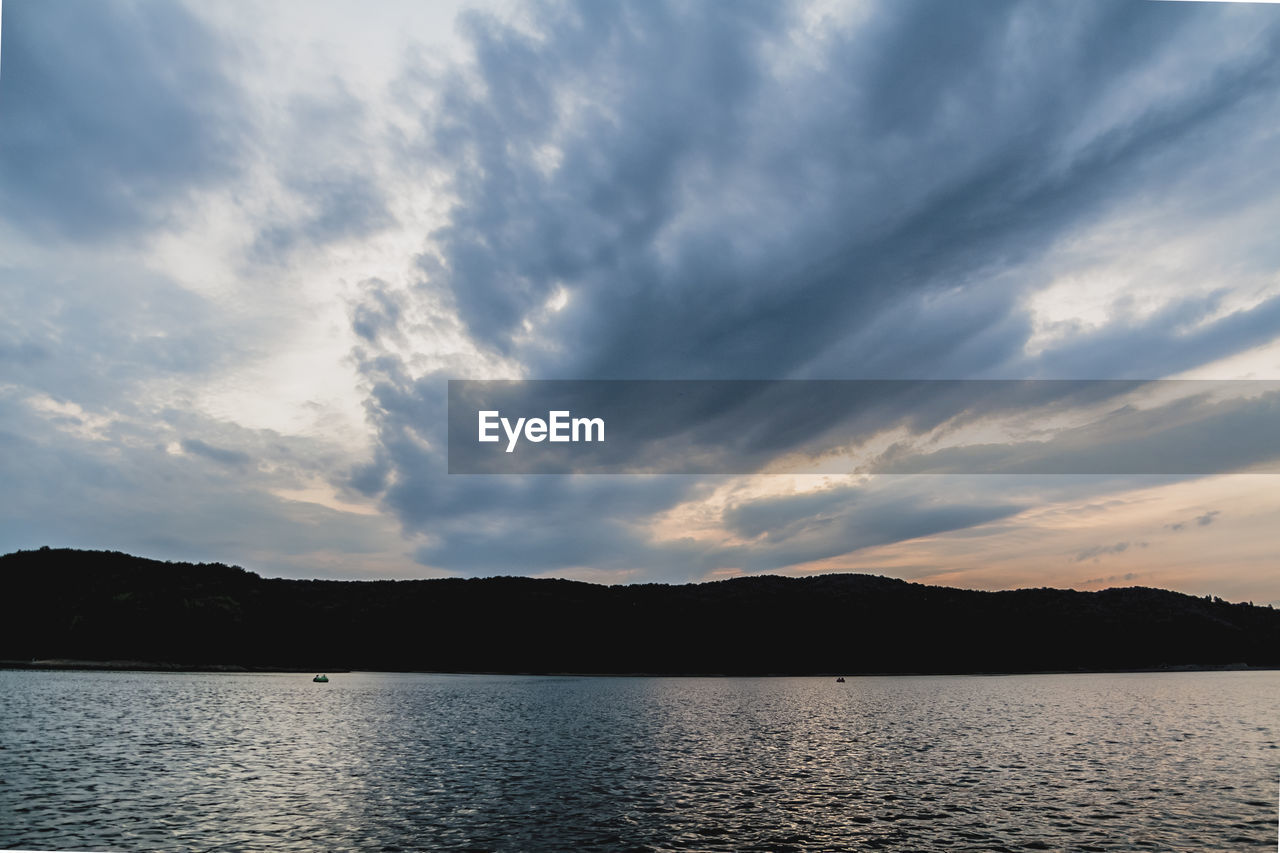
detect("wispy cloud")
(1072, 541), (1147, 564)
(1166, 509), (1223, 531)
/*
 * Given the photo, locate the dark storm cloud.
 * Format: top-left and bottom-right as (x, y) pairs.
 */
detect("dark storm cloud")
(349, 0), (1280, 578)
(397, 0), (1280, 380)
(409, 0), (785, 363)
(0, 0), (247, 241)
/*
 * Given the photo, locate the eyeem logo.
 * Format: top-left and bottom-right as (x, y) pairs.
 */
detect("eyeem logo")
(451, 379), (1280, 474)
(478, 410), (605, 452)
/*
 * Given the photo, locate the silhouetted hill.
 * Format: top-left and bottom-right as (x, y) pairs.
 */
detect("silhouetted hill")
(2, 548), (1277, 674)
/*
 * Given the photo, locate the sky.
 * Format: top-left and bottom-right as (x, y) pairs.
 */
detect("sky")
(1, 0), (1278, 602)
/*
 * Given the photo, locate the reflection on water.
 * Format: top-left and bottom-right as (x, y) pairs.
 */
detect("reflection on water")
(1, 670), (1276, 850)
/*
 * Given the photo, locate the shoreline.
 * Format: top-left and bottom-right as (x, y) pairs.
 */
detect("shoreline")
(3, 659), (1275, 677)
(0, 659), (350, 674)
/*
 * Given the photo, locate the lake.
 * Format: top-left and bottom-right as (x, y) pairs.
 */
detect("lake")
(0, 670), (1276, 851)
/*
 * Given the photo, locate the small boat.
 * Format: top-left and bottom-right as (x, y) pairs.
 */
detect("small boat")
(836, 677), (846, 683)
(313, 674), (329, 683)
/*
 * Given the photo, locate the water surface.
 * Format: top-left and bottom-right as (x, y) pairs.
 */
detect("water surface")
(1, 670), (1276, 850)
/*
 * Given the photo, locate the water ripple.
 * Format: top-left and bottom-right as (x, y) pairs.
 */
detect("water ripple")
(0, 670), (1276, 850)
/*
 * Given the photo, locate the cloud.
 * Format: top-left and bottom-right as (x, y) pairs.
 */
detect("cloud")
(387, 0), (1280, 381)
(1071, 541), (1146, 564)
(347, 0), (1280, 580)
(1165, 509), (1222, 532)
(0, 0), (247, 241)
(1080, 571), (1141, 586)
(351, 279), (407, 346)
(249, 85), (399, 259)
(868, 385), (1280, 476)
(0, 262), (256, 412)
(0, 387), (402, 577)
(718, 481), (1026, 572)
(180, 438), (251, 469)
(251, 176), (396, 262)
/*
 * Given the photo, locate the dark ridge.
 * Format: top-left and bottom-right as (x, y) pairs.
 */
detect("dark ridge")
(2, 548), (1277, 675)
